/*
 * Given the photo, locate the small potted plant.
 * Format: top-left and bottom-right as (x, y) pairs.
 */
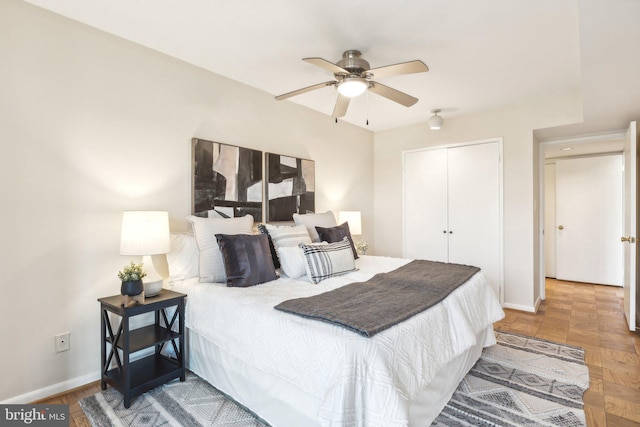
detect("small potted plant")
(356, 241), (369, 255)
(118, 262), (147, 296)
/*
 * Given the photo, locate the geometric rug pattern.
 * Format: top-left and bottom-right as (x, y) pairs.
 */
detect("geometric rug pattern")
(79, 374), (268, 427)
(431, 331), (589, 427)
(81, 331), (589, 427)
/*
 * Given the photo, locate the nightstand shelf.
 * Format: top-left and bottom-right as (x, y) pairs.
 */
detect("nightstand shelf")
(106, 324), (181, 353)
(99, 289), (186, 408)
(103, 353), (181, 398)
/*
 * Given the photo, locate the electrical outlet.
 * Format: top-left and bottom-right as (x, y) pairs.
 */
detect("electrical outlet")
(55, 332), (70, 353)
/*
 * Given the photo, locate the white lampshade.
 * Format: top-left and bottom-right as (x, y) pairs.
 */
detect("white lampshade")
(429, 109), (443, 130)
(120, 211), (170, 255)
(338, 211), (362, 235)
(337, 77), (368, 98)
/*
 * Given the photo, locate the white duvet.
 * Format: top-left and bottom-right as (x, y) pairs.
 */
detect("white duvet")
(171, 255), (504, 426)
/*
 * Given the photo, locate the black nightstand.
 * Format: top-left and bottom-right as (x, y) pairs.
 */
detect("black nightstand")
(98, 289), (186, 408)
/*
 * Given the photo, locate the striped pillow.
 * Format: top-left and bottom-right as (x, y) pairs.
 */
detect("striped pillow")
(259, 224), (312, 268)
(300, 237), (357, 284)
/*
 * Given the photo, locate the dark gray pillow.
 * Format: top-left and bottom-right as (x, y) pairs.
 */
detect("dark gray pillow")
(315, 222), (359, 259)
(215, 234), (278, 287)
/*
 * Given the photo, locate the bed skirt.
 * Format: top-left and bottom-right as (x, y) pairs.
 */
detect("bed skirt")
(186, 325), (495, 427)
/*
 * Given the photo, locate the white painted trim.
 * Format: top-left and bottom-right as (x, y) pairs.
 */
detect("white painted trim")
(1, 371), (100, 404)
(538, 143), (546, 302)
(534, 296), (542, 313)
(540, 131), (626, 145)
(503, 302), (537, 313)
(402, 137), (503, 155)
(546, 151), (624, 162)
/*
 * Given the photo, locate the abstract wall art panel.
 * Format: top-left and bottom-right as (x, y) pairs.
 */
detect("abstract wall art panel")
(266, 153), (315, 221)
(192, 138), (263, 221)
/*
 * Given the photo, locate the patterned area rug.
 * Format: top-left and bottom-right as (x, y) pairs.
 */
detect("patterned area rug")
(80, 331), (589, 427)
(432, 331), (589, 426)
(79, 375), (267, 427)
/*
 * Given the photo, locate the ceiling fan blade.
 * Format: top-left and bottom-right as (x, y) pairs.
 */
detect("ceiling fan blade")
(368, 82), (419, 107)
(303, 57), (349, 75)
(332, 94), (350, 118)
(367, 60), (429, 79)
(275, 81), (336, 100)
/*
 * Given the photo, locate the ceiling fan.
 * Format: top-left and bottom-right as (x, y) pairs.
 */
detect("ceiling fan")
(275, 50), (429, 119)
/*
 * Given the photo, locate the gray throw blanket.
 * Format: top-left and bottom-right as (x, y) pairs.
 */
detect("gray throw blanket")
(274, 260), (480, 337)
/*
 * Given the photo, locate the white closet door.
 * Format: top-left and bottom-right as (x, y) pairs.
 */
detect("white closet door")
(447, 142), (501, 297)
(403, 148), (448, 261)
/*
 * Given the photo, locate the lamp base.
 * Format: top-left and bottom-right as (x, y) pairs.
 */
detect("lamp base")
(142, 254), (164, 297)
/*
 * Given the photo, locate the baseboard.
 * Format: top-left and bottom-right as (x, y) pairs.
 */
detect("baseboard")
(502, 302), (537, 313)
(534, 296), (542, 312)
(1, 371), (101, 404)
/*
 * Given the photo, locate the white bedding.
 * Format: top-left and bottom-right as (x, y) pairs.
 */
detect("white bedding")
(171, 255), (504, 426)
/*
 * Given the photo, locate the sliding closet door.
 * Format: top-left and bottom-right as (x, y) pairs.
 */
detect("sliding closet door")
(447, 142), (501, 296)
(403, 148), (448, 262)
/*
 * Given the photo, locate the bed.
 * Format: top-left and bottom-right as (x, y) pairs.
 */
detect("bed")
(166, 213), (504, 426)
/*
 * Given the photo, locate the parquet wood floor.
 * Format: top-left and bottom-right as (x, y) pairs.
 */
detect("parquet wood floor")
(36, 278), (640, 426)
(495, 278), (640, 426)
(34, 380), (100, 427)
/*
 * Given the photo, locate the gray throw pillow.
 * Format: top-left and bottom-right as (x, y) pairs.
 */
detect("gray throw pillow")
(216, 234), (278, 287)
(315, 222), (359, 259)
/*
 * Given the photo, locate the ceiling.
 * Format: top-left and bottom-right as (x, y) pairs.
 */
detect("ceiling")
(22, 0), (640, 139)
(544, 135), (625, 160)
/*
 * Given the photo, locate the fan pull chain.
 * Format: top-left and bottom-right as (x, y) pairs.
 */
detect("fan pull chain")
(366, 89), (370, 126)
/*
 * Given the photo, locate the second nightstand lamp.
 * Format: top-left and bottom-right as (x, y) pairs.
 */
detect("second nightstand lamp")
(120, 211), (170, 297)
(338, 211), (367, 255)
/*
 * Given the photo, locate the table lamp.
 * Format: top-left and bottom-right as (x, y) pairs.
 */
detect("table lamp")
(120, 211), (170, 297)
(338, 211), (367, 254)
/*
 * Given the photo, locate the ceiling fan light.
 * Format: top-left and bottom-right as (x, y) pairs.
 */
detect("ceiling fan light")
(429, 109), (443, 130)
(337, 77), (368, 98)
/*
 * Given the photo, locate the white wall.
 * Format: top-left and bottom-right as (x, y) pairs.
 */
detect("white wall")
(0, 0), (373, 402)
(373, 101), (582, 312)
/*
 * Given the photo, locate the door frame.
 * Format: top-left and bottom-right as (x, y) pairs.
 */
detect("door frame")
(538, 132), (627, 305)
(622, 121), (637, 331)
(402, 137), (504, 305)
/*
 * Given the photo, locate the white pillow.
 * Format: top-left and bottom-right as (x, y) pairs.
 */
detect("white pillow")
(300, 237), (356, 284)
(277, 242), (328, 279)
(293, 211), (337, 242)
(277, 246), (307, 279)
(265, 224), (312, 249)
(187, 214), (254, 283)
(166, 232), (199, 281)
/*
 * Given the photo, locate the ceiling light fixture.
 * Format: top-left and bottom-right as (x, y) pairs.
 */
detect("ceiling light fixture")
(337, 77), (369, 98)
(428, 109), (443, 130)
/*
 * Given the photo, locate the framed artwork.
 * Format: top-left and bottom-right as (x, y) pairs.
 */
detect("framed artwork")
(266, 153), (315, 221)
(192, 138), (263, 221)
